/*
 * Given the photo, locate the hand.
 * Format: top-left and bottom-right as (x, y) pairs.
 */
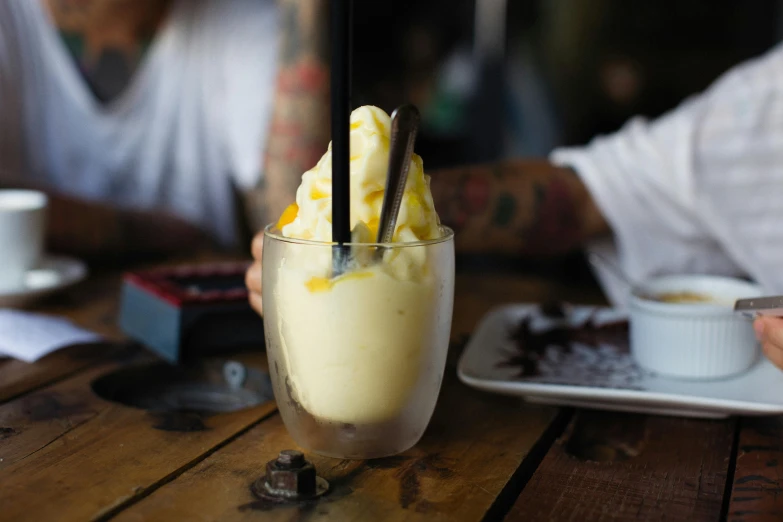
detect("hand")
(754, 316), (783, 370)
(245, 231), (264, 316)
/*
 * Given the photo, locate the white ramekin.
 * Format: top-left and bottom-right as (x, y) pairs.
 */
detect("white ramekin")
(629, 275), (764, 380)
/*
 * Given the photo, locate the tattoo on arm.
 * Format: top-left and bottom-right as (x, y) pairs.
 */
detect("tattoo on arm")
(429, 160), (609, 256)
(44, 0), (170, 102)
(243, 0), (331, 233)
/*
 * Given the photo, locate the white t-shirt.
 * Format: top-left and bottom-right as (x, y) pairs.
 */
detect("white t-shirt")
(552, 43), (783, 306)
(0, 0), (278, 246)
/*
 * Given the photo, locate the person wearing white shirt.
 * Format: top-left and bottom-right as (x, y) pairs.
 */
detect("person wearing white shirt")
(0, 0), (328, 260)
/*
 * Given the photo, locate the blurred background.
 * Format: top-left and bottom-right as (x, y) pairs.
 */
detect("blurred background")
(351, 0), (781, 281)
(353, 0), (780, 166)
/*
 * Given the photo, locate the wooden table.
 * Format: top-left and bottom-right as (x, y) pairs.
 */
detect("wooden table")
(1, 266), (781, 522)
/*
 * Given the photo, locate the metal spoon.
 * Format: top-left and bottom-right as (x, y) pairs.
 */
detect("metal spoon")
(375, 105), (420, 260)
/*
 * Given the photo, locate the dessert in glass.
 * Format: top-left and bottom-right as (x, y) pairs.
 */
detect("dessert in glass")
(262, 106), (455, 459)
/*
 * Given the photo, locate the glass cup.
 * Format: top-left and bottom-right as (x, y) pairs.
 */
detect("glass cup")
(262, 225), (455, 459)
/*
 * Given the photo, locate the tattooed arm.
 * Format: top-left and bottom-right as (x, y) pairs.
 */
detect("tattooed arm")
(0, 176), (212, 262)
(429, 160), (610, 256)
(242, 0), (331, 233)
(47, 195), (213, 262)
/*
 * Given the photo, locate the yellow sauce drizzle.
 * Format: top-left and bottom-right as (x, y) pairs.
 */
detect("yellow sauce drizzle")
(305, 271), (374, 293)
(276, 203), (299, 229)
(310, 185), (329, 200)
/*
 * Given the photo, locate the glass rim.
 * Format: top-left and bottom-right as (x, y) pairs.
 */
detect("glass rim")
(263, 224), (454, 248)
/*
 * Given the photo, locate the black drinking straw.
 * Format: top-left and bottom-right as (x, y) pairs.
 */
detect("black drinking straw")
(331, 0), (352, 275)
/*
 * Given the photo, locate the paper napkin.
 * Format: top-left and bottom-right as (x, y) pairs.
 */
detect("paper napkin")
(0, 309), (103, 362)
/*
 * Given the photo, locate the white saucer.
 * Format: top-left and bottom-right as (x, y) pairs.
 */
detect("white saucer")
(0, 256), (88, 308)
(457, 304), (783, 419)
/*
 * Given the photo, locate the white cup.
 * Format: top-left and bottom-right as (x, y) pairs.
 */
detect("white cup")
(0, 190), (48, 292)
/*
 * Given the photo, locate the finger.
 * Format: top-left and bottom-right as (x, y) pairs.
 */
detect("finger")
(249, 288), (263, 316)
(251, 232), (265, 261)
(756, 316), (783, 346)
(754, 317), (765, 341)
(245, 261), (262, 295)
(762, 340), (783, 371)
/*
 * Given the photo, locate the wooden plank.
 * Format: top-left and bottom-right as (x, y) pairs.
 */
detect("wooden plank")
(507, 410), (736, 522)
(111, 368), (561, 521)
(0, 354), (276, 522)
(727, 416), (783, 522)
(0, 342), (130, 404)
(0, 357), (140, 471)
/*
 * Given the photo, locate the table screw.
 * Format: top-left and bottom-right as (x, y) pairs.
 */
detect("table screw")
(275, 449), (305, 469)
(251, 450), (329, 503)
(223, 361), (247, 390)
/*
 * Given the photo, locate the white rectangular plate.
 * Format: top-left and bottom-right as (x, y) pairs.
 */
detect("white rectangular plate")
(457, 304), (783, 418)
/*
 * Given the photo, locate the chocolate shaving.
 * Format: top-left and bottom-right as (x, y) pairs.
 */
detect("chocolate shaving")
(498, 303), (629, 378)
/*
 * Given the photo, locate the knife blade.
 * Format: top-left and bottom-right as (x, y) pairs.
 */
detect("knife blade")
(734, 295), (783, 319)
